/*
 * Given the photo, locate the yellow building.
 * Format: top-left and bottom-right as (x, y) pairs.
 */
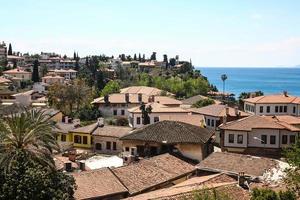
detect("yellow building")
(69, 123), (99, 148)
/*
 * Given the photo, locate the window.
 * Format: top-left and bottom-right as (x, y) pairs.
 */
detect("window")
(137, 117), (141, 125)
(106, 141), (111, 150)
(293, 106), (296, 113)
(259, 106), (263, 113)
(267, 106), (270, 113)
(125, 147), (130, 151)
(154, 117), (159, 123)
(207, 119), (211, 126)
(113, 142), (117, 150)
(211, 119), (215, 127)
(61, 134), (66, 142)
(121, 110), (125, 115)
(237, 135), (243, 144)
(282, 135), (288, 144)
(228, 134), (234, 143)
(275, 106), (279, 113)
(261, 135), (267, 144)
(279, 106), (283, 113)
(290, 135), (296, 144)
(74, 135), (81, 144)
(95, 143), (102, 150)
(113, 110), (118, 116)
(284, 106), (287, 112)
(270, 135), (276, 144)
(83, 136), (88, 144)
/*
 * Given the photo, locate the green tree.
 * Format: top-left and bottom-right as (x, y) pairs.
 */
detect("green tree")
(101, 80), (120, 96)
(251, 188), (296, 200)
(193, 98), (215, 108)
(32, 59), (39, 82)
(283, 137), (300, 196)
(138, 53), (142, 62)
(134, 53), (137, 61)
(0, 109), (58, 173)
(221, 74), (227, 99)
(140, 103), (152, 125)
(7, 43), (12, 55)
(150, 52), (156, 61)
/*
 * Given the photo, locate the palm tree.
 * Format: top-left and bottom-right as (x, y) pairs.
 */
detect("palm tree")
(221, 74), (228, 99)
(0, 109), (58, 173)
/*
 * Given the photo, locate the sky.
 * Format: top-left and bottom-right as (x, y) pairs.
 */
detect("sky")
(1, 0), (300, 67)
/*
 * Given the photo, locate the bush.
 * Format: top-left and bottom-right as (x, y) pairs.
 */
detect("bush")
(106, 117), (129, 126)
(192, 98), (215, 108)
(251, 188), (296, 200)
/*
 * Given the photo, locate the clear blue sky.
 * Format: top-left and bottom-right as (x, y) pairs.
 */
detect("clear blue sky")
(1, 0), (300, 67)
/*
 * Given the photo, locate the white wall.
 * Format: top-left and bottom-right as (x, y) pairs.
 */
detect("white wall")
(245, 102), (300, 116)
(224, 130), (248, 148)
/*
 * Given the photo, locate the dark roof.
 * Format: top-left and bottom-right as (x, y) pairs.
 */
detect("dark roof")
(197, 152), (278, 177)
(120, 121), (214, 144)
(112, 153), (196, 195)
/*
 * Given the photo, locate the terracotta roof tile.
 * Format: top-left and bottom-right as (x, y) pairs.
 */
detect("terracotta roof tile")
(219, 115), (300, 131)
(92, 125), (132, 138)
(188, 104), (249, 117)
(120, 86), (163, 96)
(128, 102), (188, 114)
(197, 152), (277, 177)
(73, 168), (128, 199)
(112, 153), (196, 195)
(243, 94), (300, 104)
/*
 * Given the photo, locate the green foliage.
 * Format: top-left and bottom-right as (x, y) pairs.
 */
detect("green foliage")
(140, 103), (152, 125)
(283, 137), (300, 196)
(73, 105), (102, 121)
(47, 79), (91, 115)
(32, 59), (39, 82)
(0, 109), (58, 173)
(251, 188), (296, 200)
(7, 43), (12, 55)
(101, 80), (120, 96)
(193, 98), (215, 108)
(0, 151), (75, 200)
(193, 188), (232, 200)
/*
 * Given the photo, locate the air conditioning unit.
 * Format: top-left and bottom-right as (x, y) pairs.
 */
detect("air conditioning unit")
(123, 155), (135, 165)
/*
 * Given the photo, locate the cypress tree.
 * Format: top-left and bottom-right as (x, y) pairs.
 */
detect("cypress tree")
(133, 54), (137, 61)
(32, 60), (39, 82)
(8, 43), (12, 55)
(73, 52), (76, 60)
(138, 53), (141, 62)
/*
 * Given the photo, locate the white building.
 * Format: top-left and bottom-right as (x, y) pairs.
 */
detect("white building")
(47, 69), (77, 80)
(243, 92), (300, 116)
(219, 115), (300, 156)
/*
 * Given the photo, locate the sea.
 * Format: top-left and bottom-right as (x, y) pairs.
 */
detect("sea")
(197, 67), (300, 97)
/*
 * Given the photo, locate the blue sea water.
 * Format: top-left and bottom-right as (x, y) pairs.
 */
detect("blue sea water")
(197, 67), (300, 97)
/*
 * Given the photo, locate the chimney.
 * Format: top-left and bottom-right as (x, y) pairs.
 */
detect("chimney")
(104, 95), (109, 104)
(64, 116), (69, 123)
(65, 162), (72, 172)
(73, 119), (80, 126)
(79, 161), (85, 171)
(238, 172), (248, 188)
(234, 107), (239, 116)
(225, 106), (229, 116)
(125, 93), (130, 103)
(138, 93), (142, 103)
(97, 118), (104, 127)
(283, 91), (288, 97)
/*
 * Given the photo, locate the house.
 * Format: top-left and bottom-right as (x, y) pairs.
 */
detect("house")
(1, 90), (47, 107)
(126, 173), (250, 200)
(73, 168), (128, 200)
(243, 92), (300, 116)
(120, 121), (215, 162)
(219, 115), (300, 156)
(93, 125), (132, 154)
(73, 154), (196, 199)
(42, 75), (64, 84)
(0, 76), (12, 87)
(92, 93), (182, 118)
(128, 102), (197, 128)
(188, 104), (250, 130)
(181, 94), (221, 108)
(47, 69), (77, 80)
(54, 120), (80, 143)
(3, 68), (32, 81)
(112, 153), (196, 196)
